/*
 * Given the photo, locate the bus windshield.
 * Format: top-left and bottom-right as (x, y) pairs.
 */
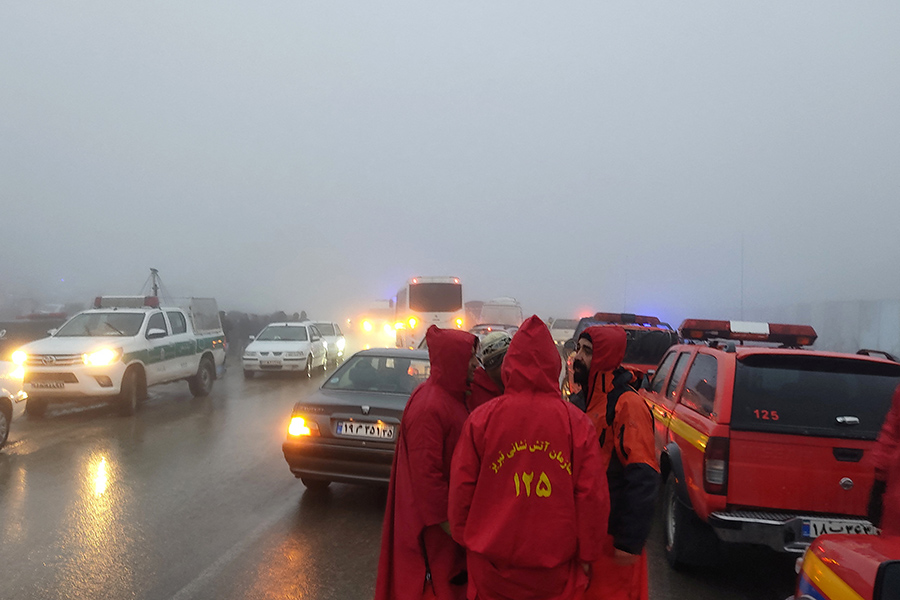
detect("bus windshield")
(409, 283), (462, 313)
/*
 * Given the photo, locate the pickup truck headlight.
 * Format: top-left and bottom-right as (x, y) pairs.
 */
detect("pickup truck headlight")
(243, 351), (258, 358)
(12, 350), (26, 366)
(82, 348), (122, 367)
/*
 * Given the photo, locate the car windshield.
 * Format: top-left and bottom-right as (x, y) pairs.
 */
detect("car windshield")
(55, 312), (145, 337)
(313, 323), (335, 336)
(552, 319), (578, 330)
(256, 326), (308, 342)
(409, 283), (462, 312)
(323, 354), (430, 395)
(732, 355), (900, 440)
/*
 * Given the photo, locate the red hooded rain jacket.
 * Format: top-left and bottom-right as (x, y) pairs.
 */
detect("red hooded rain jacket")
(449, 315), (609, 600)
(375, 326), (477, 600)
(580, 325), (659, 600)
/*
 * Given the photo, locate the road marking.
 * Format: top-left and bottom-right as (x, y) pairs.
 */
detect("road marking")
(167, 491), (297, 600)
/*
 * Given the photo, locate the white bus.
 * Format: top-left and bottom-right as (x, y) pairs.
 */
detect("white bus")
(394, 276), (464, 349)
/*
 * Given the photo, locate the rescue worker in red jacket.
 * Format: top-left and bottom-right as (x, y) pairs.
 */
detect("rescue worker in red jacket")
(868, 384), (900, 535)
(449, 316), (610, 600)
(572, 325), (659, 600)
(466, 331), (512, 412)
(375, 325), (479, 600)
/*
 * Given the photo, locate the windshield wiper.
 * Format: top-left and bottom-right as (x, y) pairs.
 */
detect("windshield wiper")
(104, 322), (124, 335)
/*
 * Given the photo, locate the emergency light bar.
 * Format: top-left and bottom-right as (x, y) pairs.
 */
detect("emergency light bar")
(592, 312), (661, 327)
(93, 296), (160, 309)
(679, 319), (817, 346)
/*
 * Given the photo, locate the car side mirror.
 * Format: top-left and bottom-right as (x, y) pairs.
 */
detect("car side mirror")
(248, 335), (255, 341)
(47, 328), (58, 336)
(147, 328), (167, 339)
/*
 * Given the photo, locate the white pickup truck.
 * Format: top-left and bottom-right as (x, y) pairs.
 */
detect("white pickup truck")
(13, 296), (226, 417)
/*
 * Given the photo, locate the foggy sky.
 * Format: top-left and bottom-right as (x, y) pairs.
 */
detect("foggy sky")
(2, 2), (899, 327)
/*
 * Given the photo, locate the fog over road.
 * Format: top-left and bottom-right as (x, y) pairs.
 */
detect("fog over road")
(0, 346), (796, 600)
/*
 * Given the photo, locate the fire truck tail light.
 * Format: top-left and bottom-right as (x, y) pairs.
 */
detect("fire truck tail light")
(704, 436), (729, 495)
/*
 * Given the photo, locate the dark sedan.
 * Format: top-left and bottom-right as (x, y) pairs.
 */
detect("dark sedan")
(282, 348), (430, 490)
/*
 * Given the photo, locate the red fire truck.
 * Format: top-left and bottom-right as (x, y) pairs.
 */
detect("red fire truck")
(641, 319), (900, 568)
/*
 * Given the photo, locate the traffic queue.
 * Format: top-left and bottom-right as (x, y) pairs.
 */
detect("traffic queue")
(6, 289), (900, 599)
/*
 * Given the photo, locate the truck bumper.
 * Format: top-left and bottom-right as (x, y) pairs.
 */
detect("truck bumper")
(22, 363), (125, 399)
(709, 511), (877, 553)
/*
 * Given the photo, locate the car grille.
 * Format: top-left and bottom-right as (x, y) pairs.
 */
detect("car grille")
(24, 372), (79, 383)
(259, 352), (283, 357)
(25, 354), (82, 367)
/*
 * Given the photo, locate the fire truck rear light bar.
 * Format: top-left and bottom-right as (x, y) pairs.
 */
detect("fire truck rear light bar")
(679, 319), (817, 346)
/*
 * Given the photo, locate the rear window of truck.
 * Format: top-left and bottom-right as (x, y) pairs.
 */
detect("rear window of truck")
(731, 355), (900, 440)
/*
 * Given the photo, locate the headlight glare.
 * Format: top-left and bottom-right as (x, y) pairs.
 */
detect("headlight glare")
(12, 350), (27, 366)
(82, 348), (121, 367)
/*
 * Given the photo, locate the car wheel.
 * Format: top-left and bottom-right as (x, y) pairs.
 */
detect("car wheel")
(664, 472), (720, 569)
(0, 404), (11, 448)
(25, 397), (48, 419)
(301, 477), (331, 491)
(118, 368), (140, 416)
(243, 369), (254, 380)
(304, 356), (312, 379)
(189, 357), (215, 397)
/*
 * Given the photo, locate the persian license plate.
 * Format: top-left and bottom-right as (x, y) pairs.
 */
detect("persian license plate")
(802, 518), (877, 538)
(336, 421), (395, 439)
(260, 360), (281, 367)
(30, 382), (64, 389)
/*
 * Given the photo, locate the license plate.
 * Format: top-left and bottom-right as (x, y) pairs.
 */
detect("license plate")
(30, 382), (64, 389)
(802, 518), (878, 538)
(260, 360), (281, 366)
(336, 421), (395, 439)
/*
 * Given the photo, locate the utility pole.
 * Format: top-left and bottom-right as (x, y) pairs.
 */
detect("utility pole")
(150, 268), (160, 297)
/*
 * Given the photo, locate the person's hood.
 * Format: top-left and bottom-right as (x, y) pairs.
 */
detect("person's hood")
(425, 325), (477, 397)
(581, 325), (626, 395)
(501, 315), (561, 396)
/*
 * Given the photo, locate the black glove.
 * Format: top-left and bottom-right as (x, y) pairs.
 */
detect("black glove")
(867, 479), (887, 527)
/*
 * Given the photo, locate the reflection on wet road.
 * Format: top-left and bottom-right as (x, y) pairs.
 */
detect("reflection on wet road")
(0, 350), (797, 600)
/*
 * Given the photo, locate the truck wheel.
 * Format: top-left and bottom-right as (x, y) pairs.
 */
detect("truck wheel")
(664, 472), (721, 569)
(189, 357), (215, 397)
(118, 368), (140, 416)
(301, 477), (331, 491)
(25, 397), (48, 419)
(0, 404), (11, 448)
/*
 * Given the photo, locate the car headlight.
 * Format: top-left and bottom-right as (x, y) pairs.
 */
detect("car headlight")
(288, 416), (319, 437)
(336, 338), (345, 351)
(243, 351), (258, 358)
(12, 350), (27, 366)
(82, 348), (122, 367)
(284, 352), (303, 358)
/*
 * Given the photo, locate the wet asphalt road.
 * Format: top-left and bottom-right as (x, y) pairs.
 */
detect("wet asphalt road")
(0, 347), (798, 600)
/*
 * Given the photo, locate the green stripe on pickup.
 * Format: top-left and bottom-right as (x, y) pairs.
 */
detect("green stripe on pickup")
(122, 335), (224, 365)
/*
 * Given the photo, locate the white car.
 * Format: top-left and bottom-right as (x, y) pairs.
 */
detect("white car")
(312, 321), (346, 366)
(242, 322), (327, 379)
(549, 318), (578, 348)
